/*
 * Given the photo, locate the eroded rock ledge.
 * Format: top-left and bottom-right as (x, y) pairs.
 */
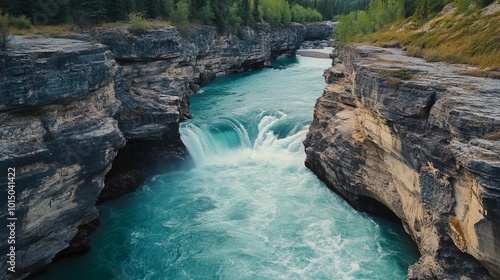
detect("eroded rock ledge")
(304, 45), (500, 279)
(0, 22), (334, 279)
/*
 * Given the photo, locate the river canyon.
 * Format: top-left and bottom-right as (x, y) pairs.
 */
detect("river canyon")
(1, 19), (499, 280)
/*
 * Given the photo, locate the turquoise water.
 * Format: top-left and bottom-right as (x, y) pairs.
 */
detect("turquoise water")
(38, 54), (419, 279)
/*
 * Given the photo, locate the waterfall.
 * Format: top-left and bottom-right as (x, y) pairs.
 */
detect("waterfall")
(181, 110), (310, 167)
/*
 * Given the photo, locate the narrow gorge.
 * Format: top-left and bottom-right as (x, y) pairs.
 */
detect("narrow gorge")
(34, 49), (418, 280)
(0, 22), (334, 279)
(1, 15), (499, 280)
(304, 46), (500, 279)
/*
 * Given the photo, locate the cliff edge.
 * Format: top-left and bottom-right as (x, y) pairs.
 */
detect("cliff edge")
(304, 46), (500, 279)
(0, 22), (334, 279)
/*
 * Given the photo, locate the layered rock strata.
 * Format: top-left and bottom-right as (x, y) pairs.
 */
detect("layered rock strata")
(304, 45), (500, 279)
(0, 37), (125, 279)
(0, 22), (334, 279)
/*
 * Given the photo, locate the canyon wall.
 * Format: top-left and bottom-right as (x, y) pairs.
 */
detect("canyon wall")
(304, 46), (500, 279)
(0, 37), (125, 279)
(0, 22), (334, 279)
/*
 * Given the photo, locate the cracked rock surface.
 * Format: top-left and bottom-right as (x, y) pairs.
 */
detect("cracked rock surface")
(304, 45), (500, 279)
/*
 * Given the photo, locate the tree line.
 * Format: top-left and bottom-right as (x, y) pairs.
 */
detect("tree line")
(0, 0), (331, 28)
(288, 0), (372, 20)
(0, 0), (386, 28)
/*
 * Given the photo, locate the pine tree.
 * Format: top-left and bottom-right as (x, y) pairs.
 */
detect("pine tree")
(106, 0), (127, 22)
(241, 0), (251, 24)
(80, 0), (107, 22)
(198, 1), (215, 24)
(171, 0), (190, 24)
(253, 0), (260, 22)
(164, 0), (175, 18)
(143, 0), (157, 18)
(211, 0), (232, 28)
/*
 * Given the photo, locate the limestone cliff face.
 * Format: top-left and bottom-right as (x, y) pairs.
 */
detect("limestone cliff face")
(0, 22), (334, 279)
(304, 45), (500, 279)
(0, 37), (125, 279)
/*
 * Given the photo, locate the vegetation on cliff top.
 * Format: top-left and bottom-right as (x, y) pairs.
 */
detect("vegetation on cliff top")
(0, 0), (380, 41)
(336, 0), (500, 68)
(0, 0), (371, 26)
(0, 0), (325, 29)
(378, 68), (414, 80)
(0, 0), (352, 40)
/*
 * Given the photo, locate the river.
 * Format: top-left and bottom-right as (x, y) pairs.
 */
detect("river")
(38, 51), (418, 280)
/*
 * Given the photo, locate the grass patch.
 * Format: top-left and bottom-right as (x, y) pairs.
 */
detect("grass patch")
(9, 24), (76, 36)
(405, 45), (424, 58)
(9, 18), (170, 37)
(98, 21), (130, 29)
(128, 13), (165, 34)
(459, 69), (500, 79)
(378, 68), (414, 80)
(422, 49), (463, 64)
(9, 15), (31, 29)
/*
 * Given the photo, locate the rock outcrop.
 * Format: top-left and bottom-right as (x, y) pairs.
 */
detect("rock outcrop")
(304, 45), (500, 279)
(0, 37), (125, 279)
(0, 22), (334, 279)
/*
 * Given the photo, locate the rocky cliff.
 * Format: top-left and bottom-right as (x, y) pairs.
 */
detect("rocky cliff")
(0, 22), (334, 279)
(304, 45), (500, 279)
(0, 37), (125, 279)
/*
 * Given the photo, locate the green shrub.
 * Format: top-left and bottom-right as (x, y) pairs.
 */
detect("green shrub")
(164, 0), (175, 18)
(254, 0), (261, 22)
(261, 0), (319, 25)
(0, 11), (9, 51)
(171, 1), (190, 25)
(455, 0), (495, 12)
(262, 6), (281, 24)
(10, 15), (32, 29)
(198, 1), (215, 24)
(291, 4), (306, 23)
(423, 49), (463, 64)
(455, 0), (474, 12)
(260, 0), (289, 25)
(224, 3), (243, 34)
(379, 68), (414, 80)
(336, 0), (404, 45)
(304, 7), (322, 22)
(281, 3), (292, 25)
(281, 9), (292, 25)
(406, 46), (425, 58)
(336, 12), (357, 44)
(239, 0), (252, 24)
(128, 13), (157, 34)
